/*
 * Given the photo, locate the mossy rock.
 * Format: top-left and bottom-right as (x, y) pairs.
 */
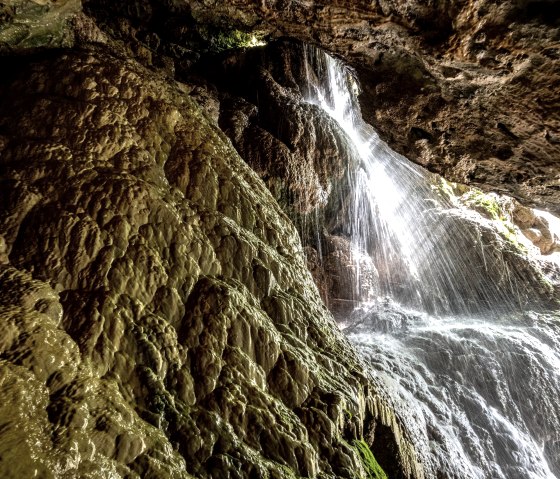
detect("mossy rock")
(197, 25), (266, 52)
(460, 188), (502, 220)
(353, 439), (388, 479)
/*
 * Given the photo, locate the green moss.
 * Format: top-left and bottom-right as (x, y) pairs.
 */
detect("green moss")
(458, 188), (531, 253)
(430, 176), (458, 203)
(460, 188), (502, 221)
(198, 25), (266, 52)
(352, 439), (388, 479)
(501, 223), (529, 253)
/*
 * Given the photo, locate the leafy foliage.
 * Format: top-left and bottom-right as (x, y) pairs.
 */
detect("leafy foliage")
(198, 26), (266, 52)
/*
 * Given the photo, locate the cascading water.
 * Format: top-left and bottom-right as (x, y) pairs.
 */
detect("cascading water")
(302, 46), (560, 478)
(302, 46), (556, 317)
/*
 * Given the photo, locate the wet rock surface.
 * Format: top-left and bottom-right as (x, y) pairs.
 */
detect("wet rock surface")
(511, 202), (560, 255)
(80, 0), (560, 214)
(194, 41), (356, 217)
(0, 47), (421, 478)
(194, 40), (559, 318)
(0, 0), (80, 52)
(188, 41), (378, 314)
(1, 1), (559, 478)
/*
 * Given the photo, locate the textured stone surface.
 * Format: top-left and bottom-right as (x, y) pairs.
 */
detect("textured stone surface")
(2, 1), (558, 211)
(0, 47), (420, 478)
(0, 0), (80, 52)
(206, 42), (356, 217)
(511, 202), (560, 255)
(1, 2), (559, 477)
(185, 0), (560, 214)
(308, 235), (379, 318)
(78, 0), (560, 214)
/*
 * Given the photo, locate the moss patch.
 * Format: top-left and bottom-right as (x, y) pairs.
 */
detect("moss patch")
(197, 25), (267, 52)
(353, 439), (388, 479)
(460, 188), (502, 221)
(431, 176), (459, 203)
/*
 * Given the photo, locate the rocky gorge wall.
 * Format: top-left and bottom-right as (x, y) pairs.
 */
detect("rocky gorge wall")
(80, 0), (560, 214)
(190, 39), (559, 317)
(0, 44), (424, 478)
(188, 0), (560, 212)
(0, 1), (559, 478)
(2, 1), (559, 213)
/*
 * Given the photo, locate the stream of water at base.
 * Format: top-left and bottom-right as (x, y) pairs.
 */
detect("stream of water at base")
(302, 46), (560, 478)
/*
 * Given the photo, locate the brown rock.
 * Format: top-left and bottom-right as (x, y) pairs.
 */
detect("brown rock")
(88, 0), (559, 213)
(0, 46), (419, 478)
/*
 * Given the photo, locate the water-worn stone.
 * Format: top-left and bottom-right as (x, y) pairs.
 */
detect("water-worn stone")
(0, 47), (420, 478)
(198, 42), (356, 217)
(4, 1), (558, 212)
(0, 0), (80, 52)
(511, 202), (560, 255)
(192, 40), (559, 318)
(80, 0), (560, 214)
(2, 2), (557, 477)
(182, 0), (560, 214)
(306, 235), (379, 319)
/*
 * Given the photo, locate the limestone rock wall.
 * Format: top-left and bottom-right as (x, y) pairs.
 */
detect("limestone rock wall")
(188, 41), (376, 314)
(2, 1), (558, 211)
(78, 0), (560, 214)
(0, 0), (80, 52)
(183, 0), (560, 214)
(1, 1), (558, 477)
(0, 47), (419, 478)
(209, 44), (354, 217)
(188, 39), (559, 317)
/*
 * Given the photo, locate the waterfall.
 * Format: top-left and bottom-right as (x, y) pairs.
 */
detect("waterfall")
(302, 45), (556, 317)
(302, 46), (560, 478)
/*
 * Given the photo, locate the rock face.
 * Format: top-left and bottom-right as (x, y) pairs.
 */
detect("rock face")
(0, 47), (421, 478)
(192, 40), (559, 318)
(192, 41), (377, 313)
(2, 1), (559, 212)
(79, 0), (560, 214)
(1, 1), (559, 478)
(511, 202), (560, 255)
(0, 0), (80, 51)
(211, 47), (353, 217)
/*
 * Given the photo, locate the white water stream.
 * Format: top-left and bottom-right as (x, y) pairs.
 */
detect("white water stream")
(302, 46), (560, 478)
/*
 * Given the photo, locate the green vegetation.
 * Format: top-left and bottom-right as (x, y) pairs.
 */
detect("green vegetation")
(352, 439), (388, 479)
(198, 26), (267, 52)
(431, 176), (459, 203)
(459, 188), (529, 253)
(460, 188), (502, 221)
